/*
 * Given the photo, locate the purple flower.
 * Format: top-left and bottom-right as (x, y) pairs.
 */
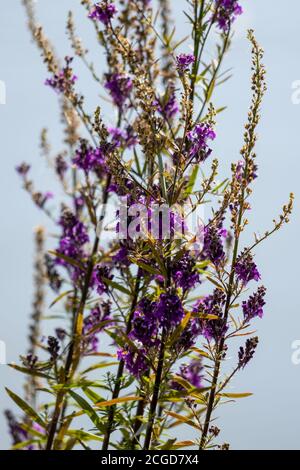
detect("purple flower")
(32, 191), (54, 209)
(93, 265), (113, 295)
(176, 53), (195, 72)
(242, 286), (266, 323)
(173, 359), (203, 390)
(104, 73), (133, 109)
(238, 336), (259, 369)
(88, 2), (117, 25)
(83, 302), (111, 352)
(16, 162), (30, 176)
(73, 139), (107, 173)
(130, 298), (158, 347)
(59, 209), (89, 246)
(202, 225), (225, 265)
(74, 195), (85, 212)
(47, 336), (60, 361)
(45, 57), (77, 95)
(172, 252), (200, 291)
(5, 410), (35, 449)
(55, 328), (67, 341)
(187, 123), (216, 163)
(113, 244), (130, 267)
(155, 292), (185, 328)
(45, 254), (62, 292)
(174, 318), (201, 353)
(235, 252), (261, 285)
(234, 159), (258, 182)
(118, 345), (148, 378)
(194, 289), (227, 342)
(154, 84), (179, 120)
(55, 154), (68, 178)
(214, 0), (243, 32)
(55, 208), (89, 280)
(108, 125), (138, 149)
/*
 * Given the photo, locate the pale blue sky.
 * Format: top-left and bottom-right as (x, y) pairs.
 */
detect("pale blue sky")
(1, 0), (300, 450)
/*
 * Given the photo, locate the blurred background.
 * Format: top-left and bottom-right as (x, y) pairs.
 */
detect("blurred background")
(0, 0), (299, 450)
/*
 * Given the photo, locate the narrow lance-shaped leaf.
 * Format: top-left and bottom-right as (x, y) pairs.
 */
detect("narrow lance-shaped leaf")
(5, 388), (47, 428)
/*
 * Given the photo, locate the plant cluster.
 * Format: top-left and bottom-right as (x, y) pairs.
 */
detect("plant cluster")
(5, 0), (293, 451)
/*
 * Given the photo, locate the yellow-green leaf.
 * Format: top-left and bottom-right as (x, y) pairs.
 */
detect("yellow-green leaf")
(218, 392), (253, 399)
(95, 396), (142, 407)
(5, 388), (46, 428)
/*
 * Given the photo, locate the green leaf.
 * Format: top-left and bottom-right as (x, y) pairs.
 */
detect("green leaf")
(218, 392), (253, 399)
(133, 147), (142, 177)
(82, 387), (105, 405)
(158, 154), (167, 201)
(157, 438), (177, 450)
(5, 388), (46, 428)
(205, 276), (225, 291)
(66, 430), (103, 442)
(164, 410), (201, 431)
(169, 311), (191, 346)
(48, 250), (84, 271)
(183, 165), (199, 198)
(206, 77), (216, 102)
(103, 278), (131, 296)
(68, 390), (104, 432)
(81, 362), (119, 375)
(49, 290), (74, 309)
(211, 178), (229, 194)
(9, 363), (54, 381)
(84, 320), (114, 338)
(158, 439), (195, 450)
(12, 439), (40, 450)
(129, 259), (160, 276)
(20, 423), (46, 439)
(95, 396), (142, 408)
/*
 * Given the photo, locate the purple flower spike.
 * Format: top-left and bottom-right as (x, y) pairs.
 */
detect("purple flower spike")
(193, 289), (227, 342)
(16, 162), (30, 176)
(214, 0), (243, 32)
(176, 53), (195, 72)
(173, 359), (203, 390)
(155, 292), (185, 328)
(153, 84), (179, 120)
(45, 57), (77, 95)
(202, 225), (225, 265)
(130, 298), (158, 347)
(242, 286), (266, 323)
(88, 2), (117, 25)
(238, 336), (259, 369)
(235, 252), (261, 285)
(73, 139), (107, 174)
(187, 123), (216, 163)
(117, 346), (148, 378)
(83, 302), (111, 352)
(104, 73), (133, 109)
(171, 252), (200, 291)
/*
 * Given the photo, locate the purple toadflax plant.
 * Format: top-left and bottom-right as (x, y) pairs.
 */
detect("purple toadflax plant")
(5, 0), (293, 451)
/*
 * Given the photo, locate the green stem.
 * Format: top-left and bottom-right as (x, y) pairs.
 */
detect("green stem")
(143, 329), (166, 450)
(45, 175), (111, 451)
(102, 274), (141, 450)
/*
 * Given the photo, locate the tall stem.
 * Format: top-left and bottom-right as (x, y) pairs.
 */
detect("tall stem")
(102, 274), (141, 450)
(143, 329), (166, 450)
(45, 175), (111, 451)
(199, 184), (247, 450)
(130, 373), (149, 449)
